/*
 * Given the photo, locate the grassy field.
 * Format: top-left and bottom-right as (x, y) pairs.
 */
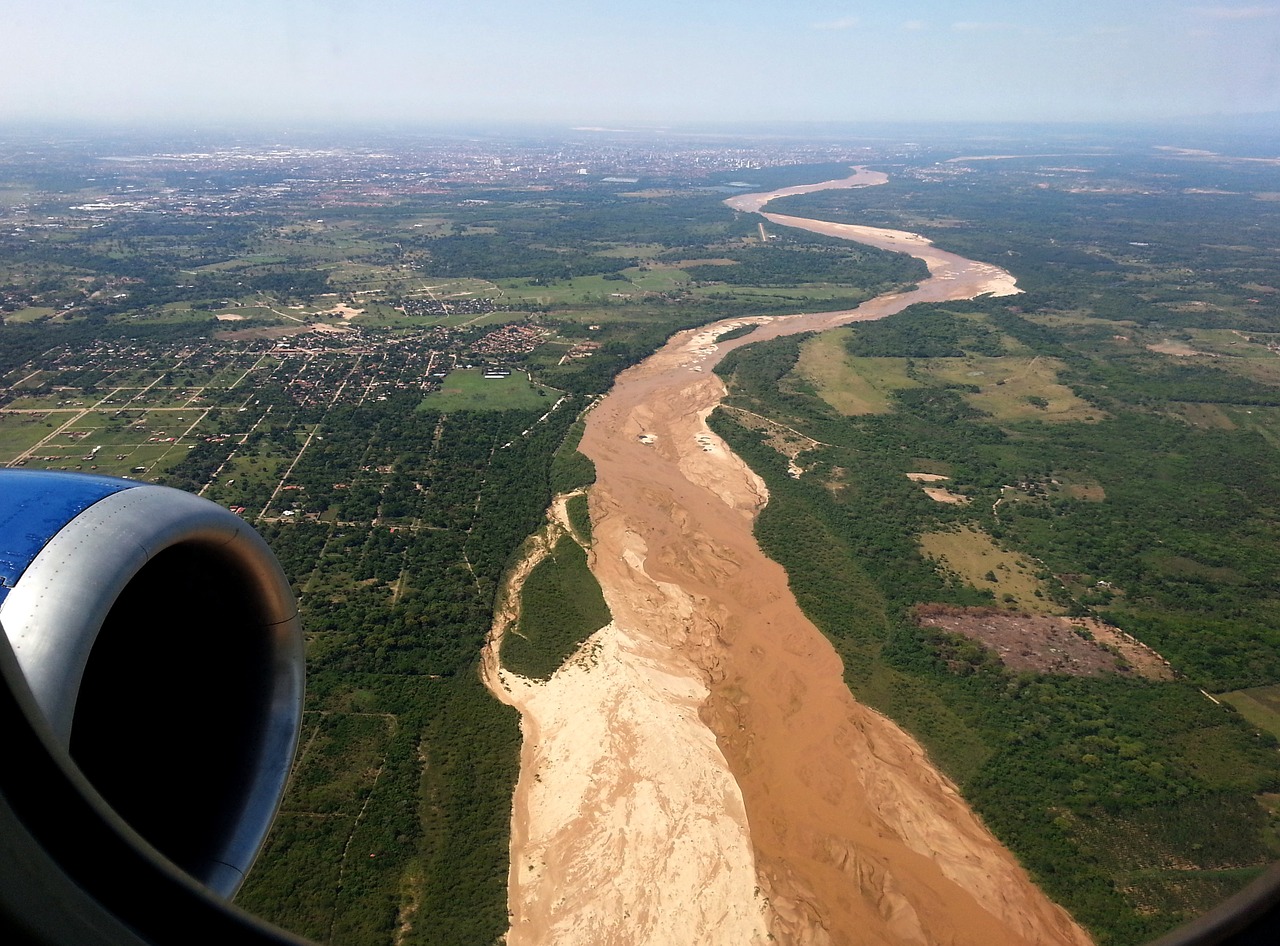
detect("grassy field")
(420, 369), (558, 411)
(495, 274), (641, 307)
(918, 525), (1056, 613)
(1220, 684), (1280, 740)
(0, 406), (223, 477)
(1219, 405), (1280, 448)
(0, 412), (67, 459)
(790, 330), (914, 414)
(917, 355), (1100, 424)
(399, 277), (501, 302)
(4, 306), (58, 323)
(625, 265), (693, 291)
(1152, 328), (1280, 387)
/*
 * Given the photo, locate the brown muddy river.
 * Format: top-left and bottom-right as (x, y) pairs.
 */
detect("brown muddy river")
(486, 169), (1093, 946)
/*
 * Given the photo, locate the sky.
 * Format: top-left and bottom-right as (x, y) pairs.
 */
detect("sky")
(3, 0), (1279, 128)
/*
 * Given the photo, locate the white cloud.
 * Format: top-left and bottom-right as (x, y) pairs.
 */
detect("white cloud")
(812, 16), (859, 31)
(902, 19), (928, 31)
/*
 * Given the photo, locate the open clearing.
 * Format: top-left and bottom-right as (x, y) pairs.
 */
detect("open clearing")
(916, 606), (1175, 679)
(789, 338), (1096, 424)
(791, 330), (916, 414)
(421, 369), (557, 411)
(919, 524), (1056, 613)
(1219, 684), (1280, 740)
(918, 355), (1100, 423)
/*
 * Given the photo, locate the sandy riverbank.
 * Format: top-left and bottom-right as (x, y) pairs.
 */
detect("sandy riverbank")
(484, 171), (1089, 946)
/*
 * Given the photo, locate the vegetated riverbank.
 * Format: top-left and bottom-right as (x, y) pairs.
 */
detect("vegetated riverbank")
(485, 168), (1092, 946)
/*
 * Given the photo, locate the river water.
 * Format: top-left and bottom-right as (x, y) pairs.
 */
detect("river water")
(487, 169), (1092, 946)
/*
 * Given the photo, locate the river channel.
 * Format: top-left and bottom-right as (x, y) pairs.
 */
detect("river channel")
(485, 169), (1092, 946)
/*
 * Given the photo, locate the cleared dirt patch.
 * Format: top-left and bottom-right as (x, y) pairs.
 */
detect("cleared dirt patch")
(924, 486), (970, 504)
(1062, 481), (1107, 501)
(1148, 340), (1216, 357)
(916, 606), (1175, 679)
(906, 471), (971, 502)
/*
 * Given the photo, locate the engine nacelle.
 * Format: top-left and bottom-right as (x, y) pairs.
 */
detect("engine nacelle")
(0, 470), (304, 898)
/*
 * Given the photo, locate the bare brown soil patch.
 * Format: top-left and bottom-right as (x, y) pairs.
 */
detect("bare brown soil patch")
(907, 473), (972, 503)
(326, 302), (365, 319)
(916, 606), (1175, 680)
(923, 486), (970, 504)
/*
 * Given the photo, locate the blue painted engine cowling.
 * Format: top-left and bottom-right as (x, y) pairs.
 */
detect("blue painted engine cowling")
(0, 470), (304, 899)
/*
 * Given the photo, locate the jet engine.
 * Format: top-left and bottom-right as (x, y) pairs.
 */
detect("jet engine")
(0, 469), (304, 900)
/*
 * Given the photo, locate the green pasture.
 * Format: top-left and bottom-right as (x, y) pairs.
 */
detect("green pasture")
(4, 307), (57, 323)
(0, 412), (66, 460)
(438, 310), (515, 330)
(790, 331), (915, 414)
(1221, 405), (1280, 447)
(1220, 685), (1280, 741)
(496, 273), (642, 306)
(400, 277), (502, 302)
(625, 265), (693, 291)
(421, 369), (557, 411)
(918, 355), (1100, 423)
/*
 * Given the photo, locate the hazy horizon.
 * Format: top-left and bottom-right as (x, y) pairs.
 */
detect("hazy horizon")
(6, 1), (1280, 128)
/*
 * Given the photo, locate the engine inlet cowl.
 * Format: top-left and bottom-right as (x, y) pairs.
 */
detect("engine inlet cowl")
(0, 470), (304, 898)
